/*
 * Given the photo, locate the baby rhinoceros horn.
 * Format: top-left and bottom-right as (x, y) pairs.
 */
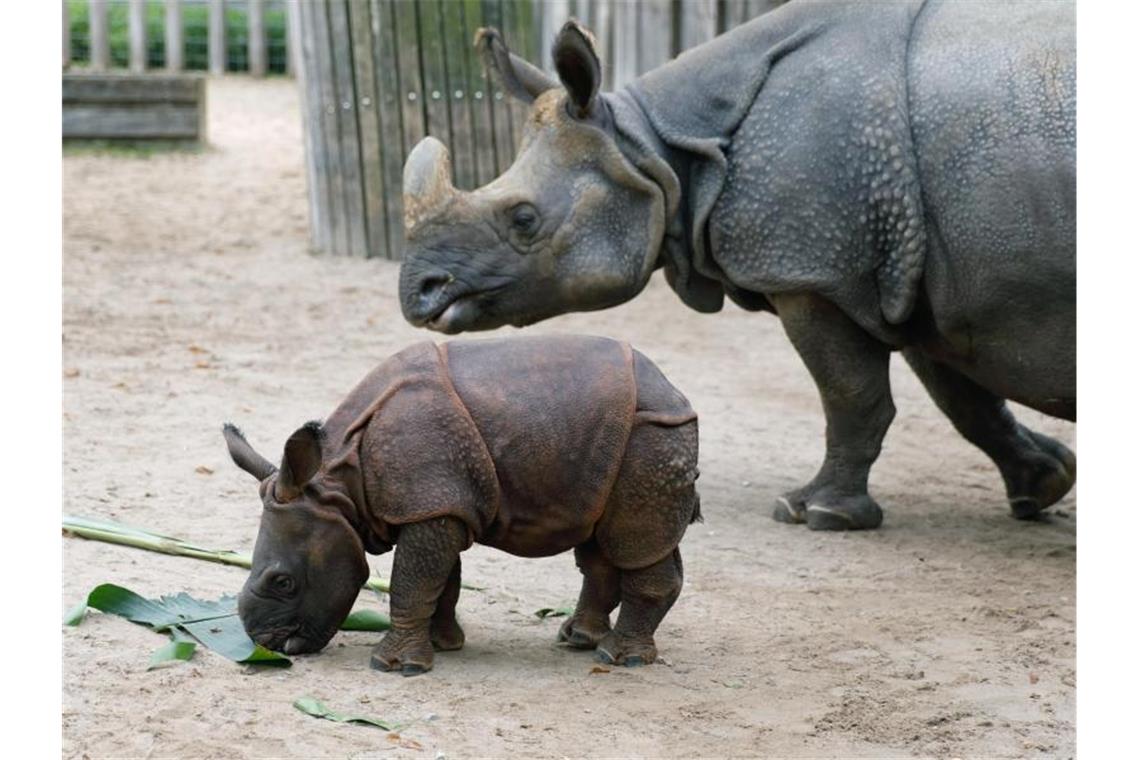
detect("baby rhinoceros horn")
(403, 137), (457, 235)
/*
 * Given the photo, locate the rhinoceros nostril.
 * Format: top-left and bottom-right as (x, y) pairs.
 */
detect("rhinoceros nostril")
(419, 272), (453, 302)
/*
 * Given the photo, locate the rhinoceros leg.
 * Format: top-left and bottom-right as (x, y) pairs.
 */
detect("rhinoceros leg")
(596, 549), (683, 667)
(430, 558), (465, 652)
(902, 349), (1076, 519)
(370, 517), (468, 676)
(558, 541), (621, 650)
(769, 293), (894, 531)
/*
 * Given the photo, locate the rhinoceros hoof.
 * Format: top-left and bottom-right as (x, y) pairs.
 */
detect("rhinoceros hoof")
(595, 632), (657, 667)
(557, 614), (611, 650)
(804, 495), (884, 531)
(1007, 433), (1076, 520)
(772, 495), (807, 524)
(370, 632), (434, 676)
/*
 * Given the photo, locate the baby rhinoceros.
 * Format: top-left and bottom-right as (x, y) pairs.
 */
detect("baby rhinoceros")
(223, 335), (700, 675)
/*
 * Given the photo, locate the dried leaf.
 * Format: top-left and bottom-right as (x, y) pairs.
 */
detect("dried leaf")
(195, 465), (214, 475)
(589, 666), (611, 675)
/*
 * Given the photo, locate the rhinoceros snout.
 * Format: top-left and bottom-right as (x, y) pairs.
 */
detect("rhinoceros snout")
(399, 264), (456, 327)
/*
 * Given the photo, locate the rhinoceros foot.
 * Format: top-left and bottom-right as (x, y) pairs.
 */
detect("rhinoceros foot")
(370, 628), (434, 677)
(1005, 431), (1076, 520)
(430, 617), (466, 652)
(595, 631), (657, 668)
(773, 487), (884, 532)
(557, 612), (612, 650)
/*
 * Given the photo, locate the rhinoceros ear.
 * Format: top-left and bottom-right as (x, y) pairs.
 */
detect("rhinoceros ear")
(275, 422), (324, 502)
(475, 26), (557, 104)
(223, 423), (277, 482)
(553, 21), (600, 119)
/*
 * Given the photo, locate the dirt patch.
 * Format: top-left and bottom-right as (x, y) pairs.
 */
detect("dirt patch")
(63, 77), (1075, 759)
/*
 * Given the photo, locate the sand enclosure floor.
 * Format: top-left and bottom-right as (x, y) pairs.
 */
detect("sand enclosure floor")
(63, 78), (1075, 759)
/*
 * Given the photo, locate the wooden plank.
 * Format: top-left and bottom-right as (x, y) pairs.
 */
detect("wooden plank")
(461, 0), (497, 187)
(249, 0), (267, 77)
(309, 0), (351, 256)
(370, 0), (406, 255)
(165, 1), (184, 72)
(63, 104), (202, 139)
(611, 0), (637, 88)
(89, 0), (109, 71)
(747, 0), (784, 20)
(326, 0), (369, 257)
(439, 0), (475, 192)
(285, 0), (299, 76)
(62, 75), (203, 103)
(482, 0), (515, 173)
(295, 0), (332, 254)
(540, 0), (569, 73)
(209, 0), (226, 75)
(501, 0), (532, 156)
(392, 0), (426, 156)
(418, 0), (453, 170)
(680, 0), (717, 52)
(63, 0), (71, 68)
(348, 0), (387, 258)
(721, 0), (749, 31)
(591, 0), (613, 91)
(636, 0), (671, 74)
(128, 0), (147, 72)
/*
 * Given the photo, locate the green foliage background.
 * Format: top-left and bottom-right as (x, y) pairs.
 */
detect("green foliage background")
(67, 0), (290, 74)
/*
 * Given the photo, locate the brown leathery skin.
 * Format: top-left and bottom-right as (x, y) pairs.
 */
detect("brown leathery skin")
(224, 335), (699, 673)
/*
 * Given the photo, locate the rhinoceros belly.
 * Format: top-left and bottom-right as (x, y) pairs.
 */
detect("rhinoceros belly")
(444, 335), (637, 557)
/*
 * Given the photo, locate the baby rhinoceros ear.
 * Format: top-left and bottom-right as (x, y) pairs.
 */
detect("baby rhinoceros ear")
(222, 423), (276, 482)
(274, 422), (325, 502)
(553, 20), (601, 119)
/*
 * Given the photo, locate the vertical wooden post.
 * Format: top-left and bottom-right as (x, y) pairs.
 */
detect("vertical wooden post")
(679, 0), (717, 52)
(209, 0), (226, 75)
(540, 0), (570, 73)
(248, 0), (266, 77)
(165, 0), (183, 72)
(128, 0), (148, 72)
(611, 0), (637, 88)
(89, 0), (109, 71)
(285, 0), (300, 77)
(63, 0), (71, 68)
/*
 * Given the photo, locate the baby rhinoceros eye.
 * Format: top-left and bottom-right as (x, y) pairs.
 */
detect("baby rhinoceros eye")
(270, 573), (296, 595)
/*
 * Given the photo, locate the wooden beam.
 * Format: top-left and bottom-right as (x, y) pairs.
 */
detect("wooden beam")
(128, 0), (147, 72)
(89, 0), (109, 71)
(248, 0), (266, 77)
(165, 1), (183, 72)
(209, 0), (226, 75)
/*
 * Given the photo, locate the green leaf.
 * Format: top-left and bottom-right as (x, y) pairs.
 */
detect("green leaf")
(63, 600), (88, 626)
(147, 639), (197, 670)
(340, 609), (391, 632)
(181, 617), (290, 667)
(293, 696), (401, 730)
(534, 606), (575, 619)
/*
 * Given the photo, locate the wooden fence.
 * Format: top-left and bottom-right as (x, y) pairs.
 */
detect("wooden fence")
(63, 0), (299, 77)
(296, 0), (786, 260)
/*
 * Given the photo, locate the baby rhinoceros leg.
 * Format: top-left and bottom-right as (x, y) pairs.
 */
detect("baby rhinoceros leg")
(371, 517), (468, 677)
(596, 550), (684, 667)
(558, 541), (621, 649)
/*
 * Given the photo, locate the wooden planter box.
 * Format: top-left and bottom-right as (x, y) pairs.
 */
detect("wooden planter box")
(62, 74), (207, 142)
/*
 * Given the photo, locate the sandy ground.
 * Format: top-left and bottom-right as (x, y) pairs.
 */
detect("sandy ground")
(62, 78), (1076, 759)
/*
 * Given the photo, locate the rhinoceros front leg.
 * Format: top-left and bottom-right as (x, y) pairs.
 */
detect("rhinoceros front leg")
(769, 292), (895, 531)
(902, 348), (1076, 519)
(370, 517), (467, 676)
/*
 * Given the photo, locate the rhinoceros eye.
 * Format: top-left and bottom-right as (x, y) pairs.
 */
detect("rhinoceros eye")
(270, 573), (296, 595)
(509, 203), (540, 236)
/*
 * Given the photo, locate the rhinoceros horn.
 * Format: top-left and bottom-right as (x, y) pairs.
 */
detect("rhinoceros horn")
(403, 136), (457, 235)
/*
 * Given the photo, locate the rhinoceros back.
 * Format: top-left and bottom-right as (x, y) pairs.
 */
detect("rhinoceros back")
(444, 335), (638, 556)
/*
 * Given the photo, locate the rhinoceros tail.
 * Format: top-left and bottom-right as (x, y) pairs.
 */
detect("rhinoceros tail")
(689, 490), (703, 525)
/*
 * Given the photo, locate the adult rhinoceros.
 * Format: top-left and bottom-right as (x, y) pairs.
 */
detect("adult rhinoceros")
(398, 0), (1075, 531)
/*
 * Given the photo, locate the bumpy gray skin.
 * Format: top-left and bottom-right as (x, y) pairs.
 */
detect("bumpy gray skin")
(399, 0), (1075, 530)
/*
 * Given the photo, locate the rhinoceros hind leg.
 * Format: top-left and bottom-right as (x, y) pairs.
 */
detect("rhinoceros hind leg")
(596, 549), (683, 667)
(770, 293), (895, 531)
(559, 541), (620, 650)
(902, 349), (1076, 520)
(430, 558), (465, 651)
